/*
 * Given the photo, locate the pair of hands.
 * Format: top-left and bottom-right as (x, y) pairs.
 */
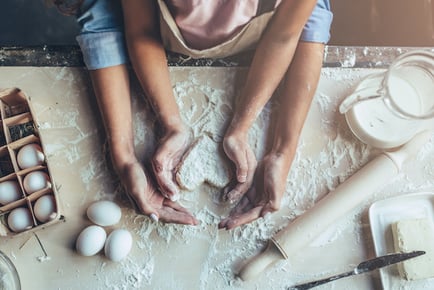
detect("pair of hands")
(120, 127), (198, 225)
(219, 134), (289, 230)
(123, 127), (289, 229)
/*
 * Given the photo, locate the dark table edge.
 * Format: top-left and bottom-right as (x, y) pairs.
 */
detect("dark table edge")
(1, 45), (433, 68)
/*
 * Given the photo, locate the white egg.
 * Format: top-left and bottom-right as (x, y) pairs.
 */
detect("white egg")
(17, 143), (45, 169)
(7, 207), (33, 232)
(33, 195), (57, 223)
(23, 171), (51, 194)
(104, 229), (133, 262)
(0, 180), (22, 205)
(75, 225), (107, 257)
(86, 200), (121, 227)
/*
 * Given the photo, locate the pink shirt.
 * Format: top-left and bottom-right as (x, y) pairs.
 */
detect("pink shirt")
(165, 0), (281, 49)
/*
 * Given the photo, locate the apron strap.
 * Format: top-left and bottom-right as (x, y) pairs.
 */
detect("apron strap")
(256, 0), (277, 16)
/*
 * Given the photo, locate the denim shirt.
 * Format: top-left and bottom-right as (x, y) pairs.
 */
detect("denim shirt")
(76, 0), (127, 70)
(75, 0), (333, 70)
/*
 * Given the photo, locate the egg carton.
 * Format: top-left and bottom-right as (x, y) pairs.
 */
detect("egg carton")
(0, 88), (64, 237)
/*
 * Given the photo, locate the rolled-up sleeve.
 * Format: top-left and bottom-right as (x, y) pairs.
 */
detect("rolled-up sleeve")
(75, 0), (128, 70)
(300, 0), (333, 44)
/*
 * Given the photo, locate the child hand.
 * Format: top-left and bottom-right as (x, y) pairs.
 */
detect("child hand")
(218, 153), (289, 230)
(222, 133), (257, 203)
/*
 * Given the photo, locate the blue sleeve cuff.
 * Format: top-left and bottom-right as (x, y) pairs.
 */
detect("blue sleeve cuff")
(300, 4), (333, 44)
(76, 31), (129, 70)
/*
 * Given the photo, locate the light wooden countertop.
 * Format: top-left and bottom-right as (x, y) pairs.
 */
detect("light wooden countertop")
(0, 46), (433, 290)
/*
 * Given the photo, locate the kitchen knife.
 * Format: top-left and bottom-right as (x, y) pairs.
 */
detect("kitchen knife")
(288, 251), (425, 290)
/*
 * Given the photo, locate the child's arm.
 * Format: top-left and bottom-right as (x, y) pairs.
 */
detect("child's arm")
(230, 0), (318, 130)
(221, 0), (323, 228)
(121, 0), (177, 127)
(223, 0), (318, 201)
(220, 41), (325, 229)
(121, 0), (191, 201)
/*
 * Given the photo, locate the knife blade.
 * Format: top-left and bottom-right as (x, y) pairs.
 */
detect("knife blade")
(288, 251), (425, 290)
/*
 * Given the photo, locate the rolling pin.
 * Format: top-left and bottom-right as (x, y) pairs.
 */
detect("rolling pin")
(238, 130), (432, 281)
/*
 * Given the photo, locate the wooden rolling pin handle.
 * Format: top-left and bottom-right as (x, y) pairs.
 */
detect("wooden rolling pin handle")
(238, 239), (286, 281)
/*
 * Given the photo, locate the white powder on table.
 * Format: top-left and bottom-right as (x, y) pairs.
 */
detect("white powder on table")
(176, 135), (232, 191)
(92, 67), (434, 290)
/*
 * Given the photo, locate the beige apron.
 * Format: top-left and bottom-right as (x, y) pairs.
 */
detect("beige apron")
(157, 0), (275, 59)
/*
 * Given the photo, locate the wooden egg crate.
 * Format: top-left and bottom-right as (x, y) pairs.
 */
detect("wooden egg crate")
(0, 88), (63, 237)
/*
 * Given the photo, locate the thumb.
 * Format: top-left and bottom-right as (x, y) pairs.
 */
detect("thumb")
(234, 154), (248, 183)
(126, 192), (159, 221)
(260, 184), (282, 218)
(223, 141), (248, 183)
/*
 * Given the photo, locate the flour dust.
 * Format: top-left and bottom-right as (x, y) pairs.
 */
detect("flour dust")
(93, 67), (434, 290)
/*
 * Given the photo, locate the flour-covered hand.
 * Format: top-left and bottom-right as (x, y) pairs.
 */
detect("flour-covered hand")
(218, 153), (290, 230)
(152, 126), (191, 201)
(222, 133), (257, 203)
(121, 161), (197, 225)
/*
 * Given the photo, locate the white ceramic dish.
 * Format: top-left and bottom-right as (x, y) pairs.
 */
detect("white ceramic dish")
(369, 192), (434, 289)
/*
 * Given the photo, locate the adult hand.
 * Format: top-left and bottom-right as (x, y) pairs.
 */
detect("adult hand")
(222, 133), (257, 203)
(152, 126), (191, 201)
(121, 161), (198, 225)
(218, 153), (290, 230)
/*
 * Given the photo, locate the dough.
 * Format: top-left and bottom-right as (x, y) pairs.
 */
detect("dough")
(392, 217), (434, 280)
(176, 135), (232, 191)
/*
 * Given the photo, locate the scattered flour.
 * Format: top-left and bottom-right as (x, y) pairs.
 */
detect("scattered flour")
(176, 135), (232, 191)
(36, 255), (51, 263)
(87, 67), (434, 290)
